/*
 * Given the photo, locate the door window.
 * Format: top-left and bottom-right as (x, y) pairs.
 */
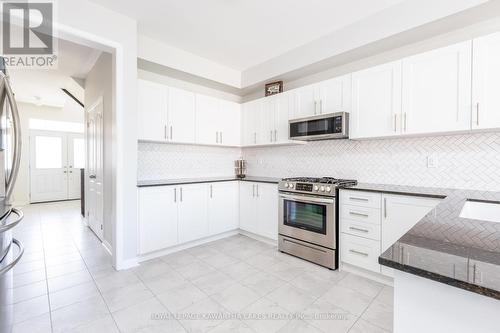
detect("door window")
(283, 199), (327, 234)
(72, 138), (85, 169)
(35, 136), (63, 169)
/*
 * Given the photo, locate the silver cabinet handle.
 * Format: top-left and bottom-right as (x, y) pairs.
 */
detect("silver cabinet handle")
(349, 196), (368, 202)
(170, 126), (173, 140)
(270, 130), (273, 142)
(393, 114), (397, 132)
(0, 238), (24, 275)
(274, 130), (277, 142)
(63, 170), (67, 173)
(314, 100), (317, 115)
(349, 249), (369, 257)
(164, 125), (167, 140)
(349, 226), (369, 233)
(256, 184), (259, 197)
(0, 208), (23, 233)
(384, 197), (387, 218)
(472, 263), (477, 283)
(252, 184), (255, 197)
(254, 132), (257, 144)
(349, 211), (369, 217)
(320, 100), (323, 114)
(174, 188), (177, 203)
(210, 185), (213, 198)
(89, 175), (96, 179)
(403, 113), (407, 132)
(180, 187), (183, 202)
(220, 131), (223, 144)
(215, 131), (218, 143)
(476, 102), (480, 126)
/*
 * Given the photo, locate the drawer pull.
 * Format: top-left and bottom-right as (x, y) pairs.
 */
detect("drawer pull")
(349, 249), (369, 257)
(349, 226), (369, 233)
(349, 197), (369, 202)
(349, 211), (369, 217)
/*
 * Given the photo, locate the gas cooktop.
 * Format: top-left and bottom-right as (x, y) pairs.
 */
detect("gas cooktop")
(278, 177), (357, 196)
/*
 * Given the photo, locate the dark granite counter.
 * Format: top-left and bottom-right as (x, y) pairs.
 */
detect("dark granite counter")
(137, 176), (280, 187)
(348, 183), (500, 300)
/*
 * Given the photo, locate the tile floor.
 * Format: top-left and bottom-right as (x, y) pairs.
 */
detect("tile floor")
(6, 200), (393, 333)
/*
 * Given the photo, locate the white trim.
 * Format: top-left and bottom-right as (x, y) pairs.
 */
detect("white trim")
(237, 230), (278, 246)
(137, 230), (239, 263)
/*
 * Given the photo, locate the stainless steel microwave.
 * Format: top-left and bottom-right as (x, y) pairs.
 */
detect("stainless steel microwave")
(289, 112), (349, 141)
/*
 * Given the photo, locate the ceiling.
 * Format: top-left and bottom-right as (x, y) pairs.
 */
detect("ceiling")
(8, 38), (100, 107)
(88, 0), (405, 71)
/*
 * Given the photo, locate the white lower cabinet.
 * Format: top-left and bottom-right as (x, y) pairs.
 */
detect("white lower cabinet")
(340, 189), (442, 277)
(178, 184), (209, 243)
(138, 185), (178, 254)
(239, 182), (278, 240)
(208, 182), (239, 235)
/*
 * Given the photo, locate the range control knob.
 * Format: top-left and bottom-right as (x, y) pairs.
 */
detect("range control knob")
(326, 186), (332, 192)
(289, 183), (294, 189)
(314, 185), (319, 191)
(320, 186), (325, 192)
(285, 183), (289, 188)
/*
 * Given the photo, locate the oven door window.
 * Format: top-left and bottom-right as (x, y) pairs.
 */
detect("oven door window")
(283, 199), (327, 234)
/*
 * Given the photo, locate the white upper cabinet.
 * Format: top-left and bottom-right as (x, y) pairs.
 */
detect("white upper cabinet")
(317, 75), (352, 115)
(472, 31), (500, 130)
(292, 84), (317, 119)
(195, 94), (219, 145)
(402, 41), (472, 135)
(168, 87), (196, 143)
(275, 92), (292, 142)
(241, 99), (261, 145)
(219, 100), (241, 146)
(350, 61), (402, 139)
(259, 93), (291, 144)
(137, 79), (168, 142)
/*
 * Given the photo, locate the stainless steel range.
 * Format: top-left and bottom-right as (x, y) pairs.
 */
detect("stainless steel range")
(278, 177), (356, 270)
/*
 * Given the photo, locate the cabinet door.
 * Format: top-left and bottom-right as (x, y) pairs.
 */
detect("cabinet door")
(261, 96), (277, 144)
(351, 61), (402, 139)
(219, 100), (241, 146)
(256, 183), (278, 240)
(137, 79), (167, 141)
(138, 186), (178, 254)
(178, 184), (208, 243)
(381, 194), (441, 253)
(239, 182), (258, 233)
(472, 32), (500, 130)
(402, 41), (472, 134)
(195, 94), (219, 145)
(292, 84), (317, 119)
(168, 87), (196, 143)
(208, 182), (239, 235)
(274, 92), (291, 143)
(241, 100), (260, 145)
(318, 75), (352, 114)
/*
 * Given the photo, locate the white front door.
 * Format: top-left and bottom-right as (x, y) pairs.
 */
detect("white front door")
(30, 131), (68, 202)
(30, 131), (85, 203)
(86, 98), (104, 240)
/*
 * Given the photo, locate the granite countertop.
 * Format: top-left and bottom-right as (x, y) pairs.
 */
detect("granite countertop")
(137, 176), (281, 187)
(348, 183), (500, 300)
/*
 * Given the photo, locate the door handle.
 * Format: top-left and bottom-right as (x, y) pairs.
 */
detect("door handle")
(89, 175), (96, 179)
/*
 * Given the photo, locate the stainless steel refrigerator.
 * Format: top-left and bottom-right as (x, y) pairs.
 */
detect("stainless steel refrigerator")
(0, 57), (24, 333)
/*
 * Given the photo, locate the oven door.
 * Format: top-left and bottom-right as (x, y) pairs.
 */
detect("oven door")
(279, 192), (336, 249)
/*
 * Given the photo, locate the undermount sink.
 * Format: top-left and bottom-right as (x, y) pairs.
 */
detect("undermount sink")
(459, 200), (500, 223)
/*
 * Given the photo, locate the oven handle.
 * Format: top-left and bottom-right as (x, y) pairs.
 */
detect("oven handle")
(279, 193), (334, 205)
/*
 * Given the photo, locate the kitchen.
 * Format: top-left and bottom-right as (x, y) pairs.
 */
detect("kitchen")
(2, 1), (500, 333)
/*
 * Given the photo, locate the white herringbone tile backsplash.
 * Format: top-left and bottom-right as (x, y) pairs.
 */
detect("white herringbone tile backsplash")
(138, 132), (500, 191)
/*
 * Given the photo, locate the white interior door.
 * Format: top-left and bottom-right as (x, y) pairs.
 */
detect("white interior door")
(67, 134), (84, 200)
(86, 98), (104, 240)
(30, 131), (68, 202)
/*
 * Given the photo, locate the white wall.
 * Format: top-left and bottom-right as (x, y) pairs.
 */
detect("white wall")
(56, 0), (138, 269)
(85, 52), (113, 250)
(12, 100), (84, 206)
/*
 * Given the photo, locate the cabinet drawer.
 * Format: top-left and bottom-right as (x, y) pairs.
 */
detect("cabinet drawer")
(340, 190), (381, 208)
(341, 233), (381, 273)
(340, 204), (381, 225)
(341, 219), (381, 241)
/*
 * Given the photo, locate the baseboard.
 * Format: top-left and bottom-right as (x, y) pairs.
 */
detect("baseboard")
(340, 262), (394, 286)
(137, 230), (239, 263)
(115, 257), (140, 271)
(238, 229), (278, 246)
